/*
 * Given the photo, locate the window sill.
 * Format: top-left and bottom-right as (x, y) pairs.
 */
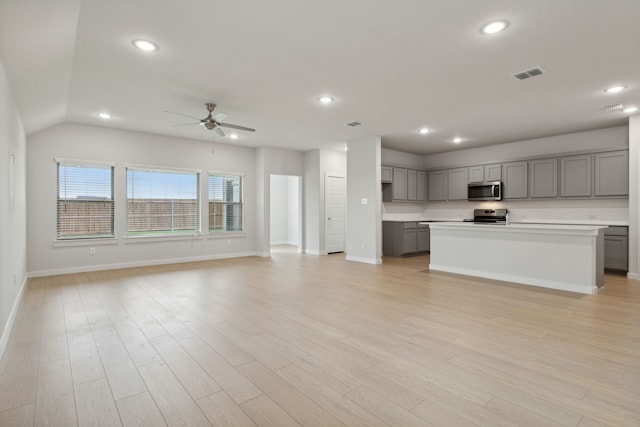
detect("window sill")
(53, 237), (119, 248)
(124, 234), (204, 244)
(207, 232), (246, 239)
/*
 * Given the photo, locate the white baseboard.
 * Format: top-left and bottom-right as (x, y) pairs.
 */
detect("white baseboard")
(429, 263), (597, 295)
(0, 276), (28, 363)
(28, 251), (261, 278)
(627, 272), (640, 280)
(345, 255), (382, 265)
(304, 249), (322, 255)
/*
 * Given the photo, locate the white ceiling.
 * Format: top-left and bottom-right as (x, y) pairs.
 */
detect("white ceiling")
(1, 0), (639, 155)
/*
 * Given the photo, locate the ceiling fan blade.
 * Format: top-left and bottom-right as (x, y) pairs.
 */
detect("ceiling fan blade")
(165, 110), (202, 120)
(171, 122), (199, 127)
(212, 112), (228, 122)
(219, 122), (256, 132)
(214, 127), (225, 137)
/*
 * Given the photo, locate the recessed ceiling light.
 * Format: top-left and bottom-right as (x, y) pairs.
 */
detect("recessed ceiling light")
(98, 112), (112, 120)
(318, 96), (334, 104)
(453, 137), (462, 144)
(419, 128), (430, 135)
(623, 106), (638, 114)
(481, 20), (509, 35)
(604, 85), (626, 94)
(132, 39), (158, 52)
(229, 133), (239, 139)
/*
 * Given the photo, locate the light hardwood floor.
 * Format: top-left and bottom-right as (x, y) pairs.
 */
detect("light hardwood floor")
(1, 246), (639, 426)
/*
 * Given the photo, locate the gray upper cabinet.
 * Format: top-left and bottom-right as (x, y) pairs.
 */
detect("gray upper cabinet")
(485, 164), (502, 182)
(448, 168), (468, 200)
(502, 161), (528, 199)
(560, 154), (592, 197)
(392, 168), (408, 200)
(416, 170), (427, 202)
(428, 170), (447, 201)
(468, 166), (484, 183)
(594, 150), (629, 196)
(407, 169), (417, 201)
(529, 158), (558, 198)
(381, 165), (393, 183)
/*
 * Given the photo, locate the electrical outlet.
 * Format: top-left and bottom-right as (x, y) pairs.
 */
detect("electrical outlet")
(89, 247), (96, 255)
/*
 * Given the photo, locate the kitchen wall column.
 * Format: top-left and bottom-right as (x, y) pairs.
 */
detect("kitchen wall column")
(628, 116), (640, 281)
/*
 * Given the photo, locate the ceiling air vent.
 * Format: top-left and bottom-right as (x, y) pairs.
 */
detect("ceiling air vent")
(601, 103), (624, 111)
(512, 67), (545, 80)
(345, 121), (361, 127)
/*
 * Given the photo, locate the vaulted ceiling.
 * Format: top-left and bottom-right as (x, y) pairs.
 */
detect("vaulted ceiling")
(1, 0), (639, 154)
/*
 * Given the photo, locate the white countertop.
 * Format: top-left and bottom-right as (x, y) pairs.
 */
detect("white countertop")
(428, 221), (607, 236)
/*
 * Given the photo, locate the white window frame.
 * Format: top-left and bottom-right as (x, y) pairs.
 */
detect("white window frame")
(55, 158), (116, 242)
(207, 170), (245, 237)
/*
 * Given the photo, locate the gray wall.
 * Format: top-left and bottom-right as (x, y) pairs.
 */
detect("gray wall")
(27, 123), (258, 276)
(346, 137), (382, 264)
(0, 59), (27, 356)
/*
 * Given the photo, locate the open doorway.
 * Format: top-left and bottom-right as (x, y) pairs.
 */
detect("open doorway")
(270, 174), (301, 252)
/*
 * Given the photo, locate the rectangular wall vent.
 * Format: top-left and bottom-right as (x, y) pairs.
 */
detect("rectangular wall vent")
(512, 67), (545, 80)
(345, 121), (361, 127)
(601, 103), (624, 111)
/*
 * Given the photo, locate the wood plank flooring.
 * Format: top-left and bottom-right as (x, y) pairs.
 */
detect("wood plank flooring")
(1, 246), (639, 426)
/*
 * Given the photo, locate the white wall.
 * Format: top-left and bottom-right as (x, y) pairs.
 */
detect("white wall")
(27, 123), (258, 276)
(628, 116), (640, 280)
(303, 150), (347, 255)
(255, 147), (304, 256)
(423, 126), (628, 169)
(269, 175), (299, 246)
(346, 137), (382, 264)
(0, 59), (28, 357)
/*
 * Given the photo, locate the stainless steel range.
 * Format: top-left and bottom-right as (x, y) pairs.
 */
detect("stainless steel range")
(469, 208), (508, 224)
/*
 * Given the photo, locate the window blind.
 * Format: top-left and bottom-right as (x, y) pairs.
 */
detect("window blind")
(126, 168), (200, 236)
(208, 173), (243, 232)
(57, 162), (114, 239)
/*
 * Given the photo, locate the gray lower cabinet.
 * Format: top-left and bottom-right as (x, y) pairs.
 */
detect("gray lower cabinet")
(529, 158), (558, 198)
(604, 226), (628, 271)
(595, 151), (629, 196)
(428, 170), (447, 201)
(383, 221), (429, 257)
(560, 154), (592, 197)
(503, 161), (528, 199)
(448, 168), (468, 200)
(417, 224), (430, 252)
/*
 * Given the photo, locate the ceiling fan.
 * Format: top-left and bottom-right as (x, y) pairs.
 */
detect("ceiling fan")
(165, 102), (256, 137)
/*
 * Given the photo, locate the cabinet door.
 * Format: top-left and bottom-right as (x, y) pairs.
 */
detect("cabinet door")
(529, 158), (558, 198)
(448, 168), (468, 200)
(604, 236), (628, 270)
(407, 169), (417, 201)
(417, 227), (429, 252)
(416, 171), (427, 202)
(468, 166), (484, 183)
(392, 168), (407, 200)
(560, 155), (591, 197)
(381, 166), (393, 183)
(428, 170), (447, 201)
(403, 228), (417, 255)
(485, 164), (502, 182)
(502, 161), (528, 199)
(595, 151), (629, 196)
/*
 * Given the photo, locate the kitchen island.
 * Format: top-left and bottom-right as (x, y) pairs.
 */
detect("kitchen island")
(428, 222), (606, 294)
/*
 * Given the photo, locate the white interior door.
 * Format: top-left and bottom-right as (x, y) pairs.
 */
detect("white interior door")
(325, 175), (345, 253)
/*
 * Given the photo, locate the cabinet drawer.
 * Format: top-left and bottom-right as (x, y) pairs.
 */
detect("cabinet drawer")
(403, 222), (417, 229)
(604, 226), (628, 236)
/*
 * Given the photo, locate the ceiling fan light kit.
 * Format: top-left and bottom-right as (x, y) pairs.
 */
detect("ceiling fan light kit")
(166, 102), (255, 137)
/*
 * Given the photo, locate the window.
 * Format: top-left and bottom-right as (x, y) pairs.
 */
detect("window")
(208, 173), (243, 233)
(57, 160), (115, 240)
(126, 167), (200, 236)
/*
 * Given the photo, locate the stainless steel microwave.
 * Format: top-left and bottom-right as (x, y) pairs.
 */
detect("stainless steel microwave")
(468, 181), (502, 201)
